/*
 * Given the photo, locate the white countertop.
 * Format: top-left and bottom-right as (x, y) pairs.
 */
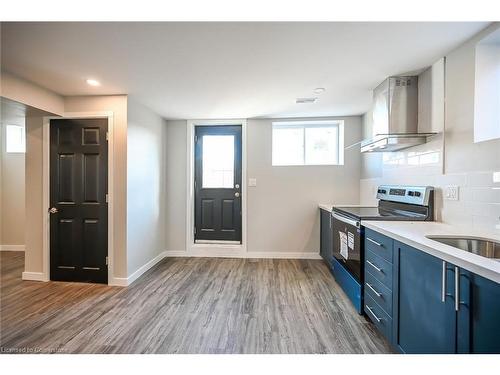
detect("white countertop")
(318, 203), (334, 211)
(318, 204), (367, 211)
(362, 221), (500, 284)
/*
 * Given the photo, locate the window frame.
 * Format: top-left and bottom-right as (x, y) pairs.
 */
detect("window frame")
(271, 120), (344, 166)
(5, 124), (26, 154)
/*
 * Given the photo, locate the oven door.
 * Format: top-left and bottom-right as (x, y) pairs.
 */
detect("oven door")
(332, 212), (362, 281)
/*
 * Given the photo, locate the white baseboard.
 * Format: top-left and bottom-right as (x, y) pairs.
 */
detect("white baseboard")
(108, 277), (128, 287)
(22, 271), (48, 281)
(246, 251), (322, 260)
(19, 249), (320, 287)
(109, 251), (168, 287)
(164, 249), (321, 260)
(164, 250), (190, 257)
(0, 244), (25, 251)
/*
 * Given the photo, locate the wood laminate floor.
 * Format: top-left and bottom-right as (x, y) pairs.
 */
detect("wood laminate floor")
(0, 251), (392, 354)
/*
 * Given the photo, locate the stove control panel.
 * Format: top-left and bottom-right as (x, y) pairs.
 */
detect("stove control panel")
(376, 185), (433, 206)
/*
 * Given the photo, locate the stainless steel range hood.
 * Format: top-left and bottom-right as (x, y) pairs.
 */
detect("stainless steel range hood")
(361, 76), (435, 153)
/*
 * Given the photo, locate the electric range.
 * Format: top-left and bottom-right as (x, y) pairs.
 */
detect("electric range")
(329, 185), (434, 313)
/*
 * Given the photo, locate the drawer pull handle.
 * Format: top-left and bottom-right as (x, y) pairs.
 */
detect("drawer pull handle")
(367, 260), (383, 273)
(367, 237), (383, 247)
(365, 305), (382, 323)
(441, 261), (446, 303)
(366, 283), (382, 297)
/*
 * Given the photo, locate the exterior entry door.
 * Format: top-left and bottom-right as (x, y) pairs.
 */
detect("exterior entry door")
(49, 118), (108, 284)
(194, 125), (242, 243)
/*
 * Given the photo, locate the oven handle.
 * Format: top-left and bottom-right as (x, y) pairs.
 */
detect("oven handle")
(331, 212), (360, 228)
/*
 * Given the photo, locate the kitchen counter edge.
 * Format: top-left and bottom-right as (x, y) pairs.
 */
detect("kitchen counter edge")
(362, 221), (500, 284)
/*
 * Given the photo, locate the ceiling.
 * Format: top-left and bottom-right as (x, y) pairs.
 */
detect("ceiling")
(0, 22), (489, 119)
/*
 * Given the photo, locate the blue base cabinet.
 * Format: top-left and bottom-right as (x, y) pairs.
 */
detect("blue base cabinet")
(319, 209), (333, 266)
(364, 229), (500, 354)
(457, 271), (500, 353)
(363, 229), (395, 343)
(394, 241), (456, 353)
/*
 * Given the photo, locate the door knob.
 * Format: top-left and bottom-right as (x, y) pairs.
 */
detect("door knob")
(49, 207), (59, 214)
(234, 192), (240, 198)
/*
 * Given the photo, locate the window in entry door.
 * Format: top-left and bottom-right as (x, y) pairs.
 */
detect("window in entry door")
(202, 135), (235, 188)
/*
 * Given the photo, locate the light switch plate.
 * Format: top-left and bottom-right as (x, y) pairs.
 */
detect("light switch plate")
(444, 185), (459, 201)
(248, 178), (257, 187)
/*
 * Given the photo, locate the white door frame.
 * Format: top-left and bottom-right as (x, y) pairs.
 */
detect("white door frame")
(42, 112), (115, 284)
(186, 119), (247, 257)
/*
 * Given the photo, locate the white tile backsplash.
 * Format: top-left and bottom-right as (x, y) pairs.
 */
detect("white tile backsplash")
(361, 171), (500, 234)
(471, 187), (500, 203)
(466, 171), (500, 187)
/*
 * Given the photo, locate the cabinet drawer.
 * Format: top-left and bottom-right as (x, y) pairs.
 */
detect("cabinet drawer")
(365, 270), (393, 316)
(365, 229), (393, 263)
(365, 294), (393, 342)
(365, 249), (393, 289)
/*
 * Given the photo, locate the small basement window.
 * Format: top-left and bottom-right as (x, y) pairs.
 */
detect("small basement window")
(272, 120), (344, 166)
(5, 125), (26, 153)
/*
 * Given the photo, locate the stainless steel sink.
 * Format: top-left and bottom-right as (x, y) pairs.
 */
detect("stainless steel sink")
(426, 236), (500, 259)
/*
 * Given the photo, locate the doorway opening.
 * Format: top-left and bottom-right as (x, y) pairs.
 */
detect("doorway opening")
(186, 120), (247, 255)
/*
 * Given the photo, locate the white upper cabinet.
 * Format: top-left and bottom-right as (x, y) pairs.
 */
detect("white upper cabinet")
(474, 29), (500, 143)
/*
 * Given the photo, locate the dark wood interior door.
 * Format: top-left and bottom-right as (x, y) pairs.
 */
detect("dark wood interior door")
(194, 125), (242, 242)
(50, 118), (108, 284)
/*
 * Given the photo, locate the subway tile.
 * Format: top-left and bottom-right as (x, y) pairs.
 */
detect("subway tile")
(441, 204), (473, 227)
(466, 171), (500, 188)
(435, 173), (467, 187)
(472, 215), (500, 234)
(458, 187), (474, 202)
(469, 202), (500, 218)
(471, 187), (500, 203)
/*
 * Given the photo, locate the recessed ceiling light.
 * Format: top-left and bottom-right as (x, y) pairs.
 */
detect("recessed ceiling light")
(296, 97), (317, 104)
(313, 87), (326, 94)
(86, 79), (100, 87)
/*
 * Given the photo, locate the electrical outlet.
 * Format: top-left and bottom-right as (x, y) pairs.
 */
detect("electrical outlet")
(248, 178), (257, 187)
(444, 185), (459, 201)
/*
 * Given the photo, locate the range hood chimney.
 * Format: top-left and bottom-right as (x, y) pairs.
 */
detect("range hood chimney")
(361, 76), (435, 153)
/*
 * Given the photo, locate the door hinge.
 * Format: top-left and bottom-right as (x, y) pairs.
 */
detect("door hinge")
(105, 256), (109, 266)
(195, 135), (198, 143)
(194, 227), (197, 235)
(106, 131), (109, 141)
(105, 193), (109, 203)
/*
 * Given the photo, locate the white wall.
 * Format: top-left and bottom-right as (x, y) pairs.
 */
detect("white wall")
(126, 98), (167, 276)
(2, 72), (170, 281)
(24, 115), (45, 271)
(0, 71), (64, 116)
(20, 92), (166, 282)
(165, 120), (188, 252)
(0, 101), (26, 248)
(165, 116), (362, 255)
(360, 23), (500, 234)
(247, 117), (361, 254)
